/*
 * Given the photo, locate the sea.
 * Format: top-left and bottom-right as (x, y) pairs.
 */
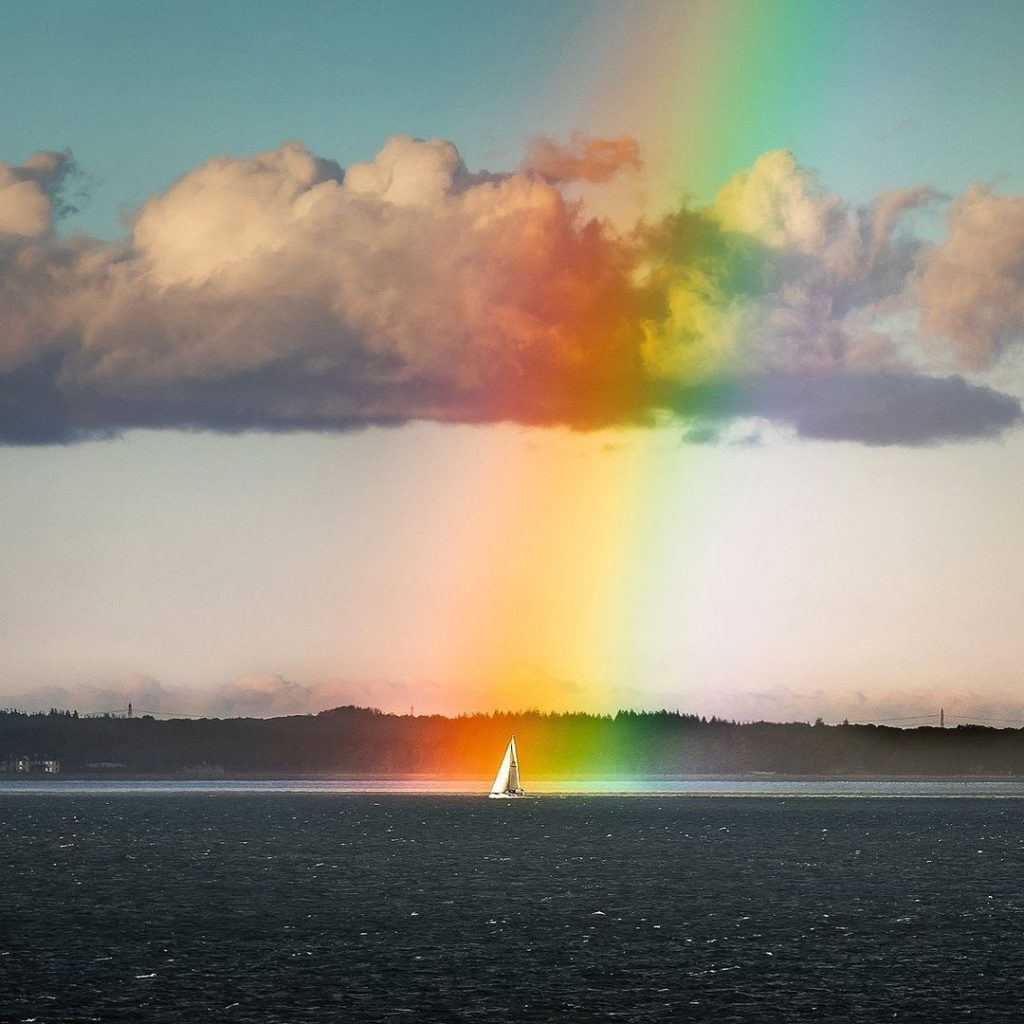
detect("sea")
(3, 780), (1024, 1023)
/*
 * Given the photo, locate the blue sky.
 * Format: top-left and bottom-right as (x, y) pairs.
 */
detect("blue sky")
(4, 0), (1023, 240)
(1, 1), (588, 237)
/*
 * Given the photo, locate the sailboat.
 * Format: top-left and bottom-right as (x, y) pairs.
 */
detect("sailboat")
(488, 735), (526, 798)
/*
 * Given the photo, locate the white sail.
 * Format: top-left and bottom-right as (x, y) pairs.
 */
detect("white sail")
(489, 741), (512, 795)
(488, 735), (525, 797)
(507, 736), (521, 792)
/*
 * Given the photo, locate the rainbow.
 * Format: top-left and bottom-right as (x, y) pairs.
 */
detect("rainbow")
(413, 2), (851, 721)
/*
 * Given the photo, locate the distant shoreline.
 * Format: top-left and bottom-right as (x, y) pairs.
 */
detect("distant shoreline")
(8, 707), (1024, 777)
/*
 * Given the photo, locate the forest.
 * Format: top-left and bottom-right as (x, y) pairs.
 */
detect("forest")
(3, 705), (1024, 777)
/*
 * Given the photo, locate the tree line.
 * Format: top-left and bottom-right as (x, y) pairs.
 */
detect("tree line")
(2, 705), (1023, 776)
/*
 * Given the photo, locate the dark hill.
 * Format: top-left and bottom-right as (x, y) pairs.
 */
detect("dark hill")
(2, 706), (1023, 776)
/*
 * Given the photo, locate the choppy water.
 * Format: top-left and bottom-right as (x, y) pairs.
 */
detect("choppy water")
(3, 792), (1024, 1022)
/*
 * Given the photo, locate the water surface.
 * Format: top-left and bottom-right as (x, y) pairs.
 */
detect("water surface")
(3, 793), (1022, 1022)
(7, 777), (1024, 796)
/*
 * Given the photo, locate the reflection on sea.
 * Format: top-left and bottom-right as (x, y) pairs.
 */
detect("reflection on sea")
(5, 777), (1024, 796)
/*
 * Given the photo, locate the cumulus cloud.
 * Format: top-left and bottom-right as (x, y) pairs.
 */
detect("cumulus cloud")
(522, 132), (643, 183)
(915, 184), (1024, 369)
(0, 135), (1022, 446)
(0, 150), (75, 238)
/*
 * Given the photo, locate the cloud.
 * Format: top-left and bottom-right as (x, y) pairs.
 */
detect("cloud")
(0, 674), (176, 716)
(711, 149), (844, 254)
(0, 150), (75, 238)
(0, 672), (413, 719)
(0, 136), (645, 440)
(666, 372), (1021, 447)
(522, 132), (643, 184)
(705, 682), (1024, 728)
(0, 136), (1021, 446)
(915, 184), (1024, 369)
(636, 154), (939, 385)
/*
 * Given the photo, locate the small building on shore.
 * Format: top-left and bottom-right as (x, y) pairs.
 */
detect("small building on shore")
(1, 755), (60, 774)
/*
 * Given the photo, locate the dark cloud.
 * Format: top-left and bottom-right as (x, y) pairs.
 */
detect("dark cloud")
(717, 373), (1022, 446)
(0, 354), (81, 444)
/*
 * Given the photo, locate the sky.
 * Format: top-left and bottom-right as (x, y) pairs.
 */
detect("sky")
(2, 0), (1024, 723)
